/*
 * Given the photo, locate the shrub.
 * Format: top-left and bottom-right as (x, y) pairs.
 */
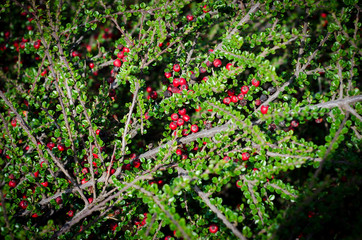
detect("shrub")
(0, 0), (361, 239)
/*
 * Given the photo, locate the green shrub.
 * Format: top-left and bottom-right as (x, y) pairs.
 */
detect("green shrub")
(0, 0), (361, 239)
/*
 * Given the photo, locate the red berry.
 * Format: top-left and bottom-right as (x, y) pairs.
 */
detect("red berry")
(72, 51), (80, 57)
(88, 197), (93, 204)
(231, 95), (238, 103)
(113, 59), (122, 67)
(19, 200), (28, 210)
(241, 86), (249, 94)
(47, 142), (55, 150)
(123, 47), (130, 53)
(176, 149), (182, 155)
(81, 178), (88, 184)
(291, 120), (299, 127)
(56, 196), (63, 205)
(32, 213), (38, 218)
(223, 97), (231, 105)
(117, 51), (124, 59)
(133, 159), (141, 168)
(209, 224), (218, 233)
(41, 181), (48, 187)
(186, 15), (194, 21)
(144, 112), (150, 120)
(242, 152), (250, 161)
(260, 105), (269, 114)
(178, 108), (187, 115)
(255, 99), (261, 106)
(9, 180), (17, 188)
(89, 62), (94, 69)
(58, 144), (65, 151)
(173, 78), (180, 87)
(179, 78), (187, 85)
(11, 119), (17, 127)
(190, 124), (199, 133)
(41, 69), (47, 76)
(251, 78), (260, 87)
(237, 93), (244, 100)
(110, 222), (118, 231)
(67, 210), (74, 217)
(146, 86), (153, 93)
(226, 63), (233, 70)
(202, 76), (208, 82)
(223, 156), (230, 162)
(315, 118), (323, 123)
(321, 13), (327, 18)
(202, 5), (210, 13)
(33, 41), (41, 49)
(165, 72), (172, 78)
(96, 129), (100, 135)
(82, 167), (89, 174)
(173, 64), (181, 72)
(177, 118), (184, 126)
(171, 113), (179, 121)
(227, 89), (235, 96)
(182, 129), (189, 136)
(195, 106), (201, 112)
(182, 114), (190, 122)
(169, 122), (177, 130)
(213, 59), (222, 67)
(34, 171), (39, 178)
(149, 91), (157, 100)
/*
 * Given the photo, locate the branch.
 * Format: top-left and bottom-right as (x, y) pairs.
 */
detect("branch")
(194, 185), (246, 240)
(264, 183), (298, 199)
(133, 185), (192, 240)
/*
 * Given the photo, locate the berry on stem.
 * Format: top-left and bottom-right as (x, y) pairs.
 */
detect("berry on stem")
(58, 144), (65, 151)
(171, 113), (179, 121)
(186, 15), (194, 21)
(9, 180), (17, 188)
(241, 86), (249, 94)
(226, 63), (233, 70)
(113, 59), (122, 67)
(41, 181), (48, 187)
(179, 108), (186, 115)
(252, 78), (260, 87)
(213, 59), (222, 67)
(223, 97), (231, 105)
(182, 114), (190, 122)
(19, 200), (28, 210)
(165, 72), (172, 78)
(177, 118), (184, 126)
(242, 152), (250, 161)
(261, 105), (269, 114)
(67, 210), (74, 217)
(173, 64), (180, 72)
(190, 124), (199, 133)
(169, 122), (177, 130)
(11, 119), (17, 127)
(209, 224), (218, 233)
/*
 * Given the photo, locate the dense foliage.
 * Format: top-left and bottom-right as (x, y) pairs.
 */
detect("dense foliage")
(0, 0), (361, 239)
